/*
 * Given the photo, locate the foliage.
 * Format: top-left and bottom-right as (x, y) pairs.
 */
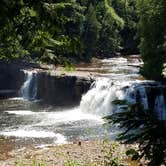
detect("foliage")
(15, 160), (46, 166)
(96, 0), (124, 56)
(125, 148), (139, 161)
(137, 0), (166, 80)
(77, 0), (125, 57)
(0, 0), (85, 63)
(112, 0), (139, 54)
(0, 0), (139, 64)
(162, 63), (166, 78)
(65, 160), (80, 166)
(102, 140), (125, 166)
(105, 102), (166, 166)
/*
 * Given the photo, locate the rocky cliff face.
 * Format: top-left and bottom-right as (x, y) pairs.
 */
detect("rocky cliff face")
(36, 72), (92, 106)
(0, 62), (24, 98)
(145, 85), (166, 109)
(1, 61), (166, 108)
(0, 62), (93, 106)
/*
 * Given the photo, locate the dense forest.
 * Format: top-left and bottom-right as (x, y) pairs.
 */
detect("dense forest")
(0, 0), (166, 80)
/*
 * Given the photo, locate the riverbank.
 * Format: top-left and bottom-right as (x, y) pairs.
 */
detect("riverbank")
(0, 140), (140, 166)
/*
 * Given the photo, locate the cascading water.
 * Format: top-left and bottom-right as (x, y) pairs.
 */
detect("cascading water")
(125, 83), (149, 109)
(79, 56), (151, 117)
(1, 55), (166, 150)
(20, 70), (38, 100)
(80, 79), (149, 116)
(80, 78), (123, 116)
(154, 94), (166, 120)
(80, 77), (166, 122)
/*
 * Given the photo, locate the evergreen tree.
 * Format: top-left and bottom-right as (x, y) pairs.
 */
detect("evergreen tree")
(138, 0), (166, 80)
(105, 102), (166, 166)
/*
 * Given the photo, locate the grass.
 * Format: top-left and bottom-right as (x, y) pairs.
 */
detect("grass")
(15, 160), (46, 166)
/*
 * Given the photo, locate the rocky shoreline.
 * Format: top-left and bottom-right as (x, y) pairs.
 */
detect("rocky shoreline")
(0, 140), (140, 166)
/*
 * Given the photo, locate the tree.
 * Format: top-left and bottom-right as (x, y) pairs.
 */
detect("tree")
(105, 101), (166, 166)
(0, 0), (85, 63)
(137, 0), (166, 80)
(0, 0), (138, 63)
(112, 0), (139, 54)
(96, 0), (124, 56)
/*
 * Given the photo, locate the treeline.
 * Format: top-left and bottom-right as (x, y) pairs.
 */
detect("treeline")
(0, 0), (166, 80)
(138, 0), (166, 80)
(0, 0), (137, 62)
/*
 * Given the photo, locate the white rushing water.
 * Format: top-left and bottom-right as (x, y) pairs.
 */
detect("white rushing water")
(80, 78), (150, 116)
(6, 108), (103, 125)
(154, 94), (166, 120)
(0, 130), (57, 138)
(80, 78), (121, 116)
(20, 70), (38, 100)
(78, 56), (166, 119)
(2, 107), (104, 144)
(0, 129), (67, 144)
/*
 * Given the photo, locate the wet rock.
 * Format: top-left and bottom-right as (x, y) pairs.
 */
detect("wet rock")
(0, 90), (17, 99)
(145, 85), (166, 109)
(36, 72), (93, 107)
(0, 62), (25, 98)
(0, 62), (93, 106)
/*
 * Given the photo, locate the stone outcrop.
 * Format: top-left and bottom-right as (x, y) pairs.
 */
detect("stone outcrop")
(36, 72), (93, 106)
(0, 62), (93, 106)
(0, 62), (24, 98)
(145, 85), (166, 109)
(0, 60), (166, 108)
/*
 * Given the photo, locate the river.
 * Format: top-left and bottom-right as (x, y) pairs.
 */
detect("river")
(0, 55), (165, 151)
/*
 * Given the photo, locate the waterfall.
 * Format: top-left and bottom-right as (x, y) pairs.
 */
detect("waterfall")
(80, 78), (149, 116)
(125, 84), (148, 109)
(80, 77), (166, 121)
(154, 94), (166, 120)
(80, 78), (119, 116)
(20, 71), (38, 100)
